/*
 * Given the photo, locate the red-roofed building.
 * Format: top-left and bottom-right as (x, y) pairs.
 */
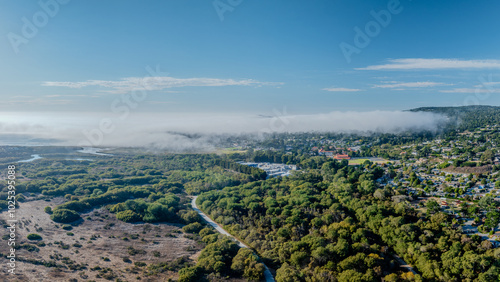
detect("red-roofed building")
(334, 154), (351, 160)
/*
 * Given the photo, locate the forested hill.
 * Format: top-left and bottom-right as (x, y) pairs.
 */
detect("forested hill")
(410, 105), (500, 131)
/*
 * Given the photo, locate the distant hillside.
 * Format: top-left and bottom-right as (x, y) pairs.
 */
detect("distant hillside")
(409, 105), (500, 131)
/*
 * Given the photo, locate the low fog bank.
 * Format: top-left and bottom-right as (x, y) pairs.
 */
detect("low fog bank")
(0, 111), (448, 152)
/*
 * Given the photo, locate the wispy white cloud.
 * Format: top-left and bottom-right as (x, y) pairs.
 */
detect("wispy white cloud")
(322, 87), (362, 92)
(42, 76), (283, 94)
(440, 88), (500, 93)
(481, 81), (500, 86)
(373, 81), (452, 89)
(357, 58), (500, 70)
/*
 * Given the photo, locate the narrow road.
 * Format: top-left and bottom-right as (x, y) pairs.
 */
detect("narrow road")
(191, 196), (275, 282)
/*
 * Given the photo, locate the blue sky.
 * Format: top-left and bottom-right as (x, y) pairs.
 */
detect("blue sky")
(2, 0), (500, 115)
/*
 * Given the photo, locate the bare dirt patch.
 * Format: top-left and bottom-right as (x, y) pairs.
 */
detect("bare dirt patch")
(0, 198), (202, 281)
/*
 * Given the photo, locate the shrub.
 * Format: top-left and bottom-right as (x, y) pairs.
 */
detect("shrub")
(143, 203), (174, 223)
(181, 210), (201, 224)
(18, 244), (40, 252)
(179, 266), (204, 282)
(127, 246), (146, 256)
(122, 257), (131, 263)
(51, 209), (81, 223)
(56, 200), (91, 212)
(116, 210), (142, 223)
(199, 227), (215, 238)
(44, 206), (53, 214)
(27, 233), (42, 240)
(182, 222), (203, 234)
(0, 200), (8, 210)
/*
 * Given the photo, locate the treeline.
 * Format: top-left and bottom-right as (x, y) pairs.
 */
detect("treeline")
(2, 154), (263, 202)
(250, 150), (298, 164)
(173, 167), (257, 195)
(214, 159), (267, 180)
(226, 149), (337, 170)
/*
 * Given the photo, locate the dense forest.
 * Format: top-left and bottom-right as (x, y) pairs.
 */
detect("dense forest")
(197, 160), (500, 281)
